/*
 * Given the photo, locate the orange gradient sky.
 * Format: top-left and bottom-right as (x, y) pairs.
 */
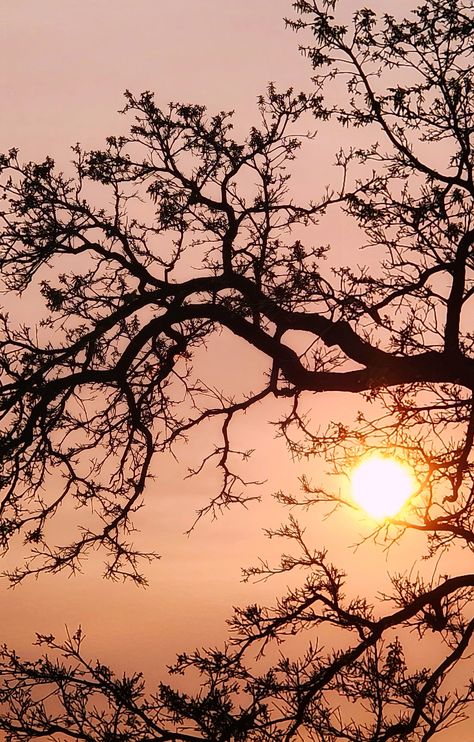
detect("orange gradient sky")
(0, 3), (469, 740)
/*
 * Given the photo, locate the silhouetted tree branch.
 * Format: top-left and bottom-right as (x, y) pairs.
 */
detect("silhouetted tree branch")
(0, 0), (474, 738)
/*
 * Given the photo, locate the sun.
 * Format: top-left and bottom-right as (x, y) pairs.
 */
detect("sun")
(350, 455), (416, 519)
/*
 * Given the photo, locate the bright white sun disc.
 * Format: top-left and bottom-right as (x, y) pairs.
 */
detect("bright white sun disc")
(351, 456), (415, 519)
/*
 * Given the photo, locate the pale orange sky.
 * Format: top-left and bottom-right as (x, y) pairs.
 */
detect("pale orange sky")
(0, 0), (317, 664)
(0, 3), (469, 739)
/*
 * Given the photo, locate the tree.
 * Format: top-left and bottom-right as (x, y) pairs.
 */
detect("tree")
(0, 0), (473, 738)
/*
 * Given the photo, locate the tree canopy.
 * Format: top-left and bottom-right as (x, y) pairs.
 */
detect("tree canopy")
(0, 0), (473, 739)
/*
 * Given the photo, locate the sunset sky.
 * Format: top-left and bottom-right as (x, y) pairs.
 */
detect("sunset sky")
(0, 0), (317, 671)
(0, 2), (470, 739)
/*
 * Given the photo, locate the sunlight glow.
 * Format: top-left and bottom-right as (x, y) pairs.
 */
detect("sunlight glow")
(350, 455), (416, 519)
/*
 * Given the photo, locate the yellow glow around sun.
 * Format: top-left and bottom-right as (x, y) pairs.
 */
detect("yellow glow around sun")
(351, 456), (416, 519)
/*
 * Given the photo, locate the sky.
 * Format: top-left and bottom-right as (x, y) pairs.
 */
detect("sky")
(0, 2), (469, 739)
(0, 0), (319, 667)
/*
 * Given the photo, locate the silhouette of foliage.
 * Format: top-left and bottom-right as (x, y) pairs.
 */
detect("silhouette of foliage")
(0, 0), (474, 739)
